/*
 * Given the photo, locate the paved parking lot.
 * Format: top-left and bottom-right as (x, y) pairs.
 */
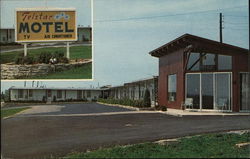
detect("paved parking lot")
(2, 103), (250, 159)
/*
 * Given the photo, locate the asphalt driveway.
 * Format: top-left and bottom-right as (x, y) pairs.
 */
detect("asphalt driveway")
(2, 103), (250, 159)
(15, 103), (133, 116)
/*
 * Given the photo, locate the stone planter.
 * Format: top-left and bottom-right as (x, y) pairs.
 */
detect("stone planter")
(1, 60), (91, 79)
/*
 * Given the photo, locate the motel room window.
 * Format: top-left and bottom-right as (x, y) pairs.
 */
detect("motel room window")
(168, 74), (177, 101)
(57, 90), (62, 99)
(77, 90), (82, 99)
(87, 91), (91, 98)
(218, 55), (232, 70)
(18, 90), (24, 98)
(28, 90), (33, 97)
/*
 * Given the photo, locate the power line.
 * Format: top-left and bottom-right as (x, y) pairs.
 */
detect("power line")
(95, 5), (248, 22)
(225, 15), (248, 18)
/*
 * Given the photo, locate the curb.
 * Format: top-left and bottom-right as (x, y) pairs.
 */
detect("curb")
(97, 102), (139, 111)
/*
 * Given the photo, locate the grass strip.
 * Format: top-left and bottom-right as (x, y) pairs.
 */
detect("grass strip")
(22, 62), (92, 79)
(65, 132), (250, 158)
(1, 45), (91, 64)
(1, 107), (30, 118)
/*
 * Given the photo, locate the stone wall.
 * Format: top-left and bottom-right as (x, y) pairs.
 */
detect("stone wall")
(1, 60), (91, 79)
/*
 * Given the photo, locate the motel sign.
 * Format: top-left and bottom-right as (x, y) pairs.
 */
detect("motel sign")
(16, 8), (77, 42)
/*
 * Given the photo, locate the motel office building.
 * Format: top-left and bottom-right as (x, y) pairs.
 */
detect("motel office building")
(150, 34), (249, 112)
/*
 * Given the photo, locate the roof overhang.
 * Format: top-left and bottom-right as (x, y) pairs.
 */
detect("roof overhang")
(149, 34), (249, 58)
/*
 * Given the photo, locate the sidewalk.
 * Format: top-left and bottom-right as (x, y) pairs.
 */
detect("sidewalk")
(161, 108), (250, 117)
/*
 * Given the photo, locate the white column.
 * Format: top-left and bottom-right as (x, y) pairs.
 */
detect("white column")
(66, 42), (70, 59)
(24, 43), (27, 56)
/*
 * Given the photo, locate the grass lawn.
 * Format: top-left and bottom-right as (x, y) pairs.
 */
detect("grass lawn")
(65, 132), (250, 158)
(1, 107), (30, 118)
(1, 45), (92, 64)
(22, 62), (92, 79)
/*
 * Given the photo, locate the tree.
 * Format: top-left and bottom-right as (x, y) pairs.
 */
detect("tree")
(1, 92), (4, 101)
(143, 89), (151, 107)
(4, 90), (10, 102)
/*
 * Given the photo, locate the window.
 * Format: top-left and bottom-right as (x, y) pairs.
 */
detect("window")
(168, 74), (177, 101)
(18, 90), (23, 98)
(200, 53), (216, 71)
(218, 55), (232, 70)
(48, 90), (52, 97)
(57, 90), (62, 98)
(187, 53), (200, 71)
(29, 90), (33, 97)
(87, 90), (91, 98)
(77, 90), (82, 99)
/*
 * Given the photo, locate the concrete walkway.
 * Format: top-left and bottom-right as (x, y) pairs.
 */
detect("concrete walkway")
(162, 108), (250, 117)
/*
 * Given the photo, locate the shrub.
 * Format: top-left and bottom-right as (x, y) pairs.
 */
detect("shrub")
(53, 95), (56, 102)
(143, 89), (151, 107)
(23, 56), (35, 64)
(58, 57), (69, 63)
(161, 106), (167, 111)
(38, 52), (53, 64)
(54, 51), (65, 59)
(42, 96), (46, 102)
(14, 55), (35, 65)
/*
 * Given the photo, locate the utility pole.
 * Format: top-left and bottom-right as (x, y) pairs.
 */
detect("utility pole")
(219, 13), (223, 43)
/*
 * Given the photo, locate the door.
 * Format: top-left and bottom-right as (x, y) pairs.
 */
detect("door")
(201, 74), (214, 109)
(214, 73), (231, 111)
(47, 90), (52, 102)
(240, 73), (250, 111)
(186, 74), (200, 109)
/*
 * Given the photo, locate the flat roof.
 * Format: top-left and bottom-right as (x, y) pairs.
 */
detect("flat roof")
(150, 33), (249, 57)
(9, 86), (107, 91)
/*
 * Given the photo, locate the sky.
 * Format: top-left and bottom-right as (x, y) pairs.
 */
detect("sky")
(1, 0), (249, 92)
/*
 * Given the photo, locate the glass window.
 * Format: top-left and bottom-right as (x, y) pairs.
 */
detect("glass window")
(57, 90), (62, 98)
(29, 90), (33, 97)
(18, 90), (23, 98)
(187, 53), (200, 71)
(87, 90), (91, 98)
(218, 55), (232, 70)
(77, 90), (82, 99)
(201, 53), (216, 71)
(186, 74), (200, 109)
(168, 74), (177, 101)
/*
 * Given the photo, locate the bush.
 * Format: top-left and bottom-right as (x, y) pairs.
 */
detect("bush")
(38, 52), (53, 64)
(58, 57), (69, 63)
(14, 55), (35, 65)
(143, 89), (151, 107)
(53, 96), (56, 102)
(98, 98), (145, 108)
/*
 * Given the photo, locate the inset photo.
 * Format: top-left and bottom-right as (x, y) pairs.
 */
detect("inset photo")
(1, 0), (92, 80)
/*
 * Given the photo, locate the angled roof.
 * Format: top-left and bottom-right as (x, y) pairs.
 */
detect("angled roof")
(149, 33), (249, 58)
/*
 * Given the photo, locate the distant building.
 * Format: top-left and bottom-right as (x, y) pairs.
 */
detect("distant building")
(8, 76), (158, 106)
(150, 33), (249, 112)
(9, 86), (107, 102)
(109, 76), (158, 106)
(0, 26), (92, 44)
(0, 28), (15, 43)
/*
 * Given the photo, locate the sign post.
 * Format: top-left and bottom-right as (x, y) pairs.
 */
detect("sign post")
(66, 42), (70, 59)
(24, 43), (27, 56)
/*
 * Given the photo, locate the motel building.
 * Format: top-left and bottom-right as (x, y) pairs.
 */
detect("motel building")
(9, 86), (107, 103)
(109, 76), (158, 106)
(150, 34), (250, 112)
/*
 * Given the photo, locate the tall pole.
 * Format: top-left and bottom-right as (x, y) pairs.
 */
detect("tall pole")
(219, 13), (223, 43)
